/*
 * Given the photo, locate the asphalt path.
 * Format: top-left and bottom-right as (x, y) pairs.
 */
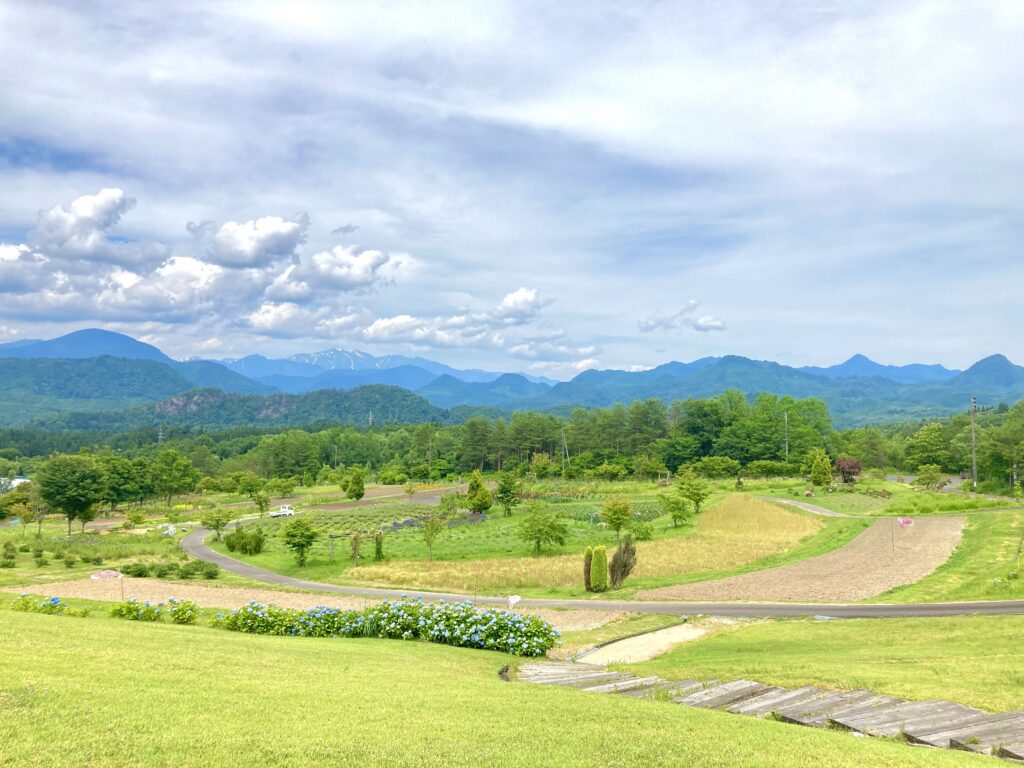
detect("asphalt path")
(180, 523), (1024, 619)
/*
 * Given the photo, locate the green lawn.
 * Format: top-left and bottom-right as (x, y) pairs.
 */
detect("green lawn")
(626, 614), (1024, 712)
(750, 479), (1012, 517)
(0, 610), (990, 767)
(870, 509), (1024, 603)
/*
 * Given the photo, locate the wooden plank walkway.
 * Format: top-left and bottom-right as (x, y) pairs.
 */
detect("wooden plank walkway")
(516, 661), (1024, 762)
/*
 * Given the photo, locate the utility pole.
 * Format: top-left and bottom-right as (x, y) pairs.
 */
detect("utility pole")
(970, 395), (978, 491)
(783, 411), (789, 462)
(157, 426), (164, 445)
(368, 409), (374, 428)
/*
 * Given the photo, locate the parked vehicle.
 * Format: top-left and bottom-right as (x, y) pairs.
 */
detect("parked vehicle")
(270, 504), (295, 518)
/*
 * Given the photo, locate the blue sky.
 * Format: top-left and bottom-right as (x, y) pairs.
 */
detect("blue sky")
(0, 1), (1022, 377)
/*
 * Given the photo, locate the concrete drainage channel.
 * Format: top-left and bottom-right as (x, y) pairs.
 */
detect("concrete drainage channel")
(514, 661), (1024, 761)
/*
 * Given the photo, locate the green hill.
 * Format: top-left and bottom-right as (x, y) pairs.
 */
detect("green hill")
(1, 610), (982, 768)
(31, 385), (445, 430)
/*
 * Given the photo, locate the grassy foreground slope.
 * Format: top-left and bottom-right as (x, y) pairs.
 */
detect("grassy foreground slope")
(628, 615), (1024, 712)
(0, 612), (987, 768)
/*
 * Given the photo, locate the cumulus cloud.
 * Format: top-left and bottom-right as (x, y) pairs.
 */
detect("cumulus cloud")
(358, 287), (564, 352)
(331, 224), (359, 235)
(209, 214), (308, 267)
(639, 301), (726, 333)
(31, 188), (136, 257)
(303, 245), (391, 290)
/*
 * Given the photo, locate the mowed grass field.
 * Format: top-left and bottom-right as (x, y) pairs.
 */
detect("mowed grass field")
(210, 495), (849, 596)
(0, 611), (991, 768)
(626, 614), (1024, 712)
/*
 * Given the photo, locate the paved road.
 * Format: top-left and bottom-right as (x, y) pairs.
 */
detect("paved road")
(180, 526), (1024, 619)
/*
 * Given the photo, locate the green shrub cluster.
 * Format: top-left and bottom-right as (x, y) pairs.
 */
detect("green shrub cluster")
(212, 597), (560, 656)
(119, 560), (219, 579)
(224, 525), (266, 555)
(11, 594), (88, 617)
(110, 598), (165, 621)
(1, 541), (15, 568)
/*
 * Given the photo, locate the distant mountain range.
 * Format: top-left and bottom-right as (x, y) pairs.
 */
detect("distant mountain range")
(0, 328), (1020, 429)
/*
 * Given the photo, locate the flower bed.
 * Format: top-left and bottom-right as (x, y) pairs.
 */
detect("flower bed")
(211, 597), (559, 657)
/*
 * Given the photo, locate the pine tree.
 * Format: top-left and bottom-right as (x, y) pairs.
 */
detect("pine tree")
(589, 545), (609, 592)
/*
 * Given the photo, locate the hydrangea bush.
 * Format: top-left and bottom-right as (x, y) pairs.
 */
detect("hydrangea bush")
(110, 598), (163, 622)
(11, 594), (88, 617)
(167, 598), (199, 625)
(211, 597), (559, 657)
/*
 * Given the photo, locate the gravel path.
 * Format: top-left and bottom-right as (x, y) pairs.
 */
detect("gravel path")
(639, 516), (965, 602)
(579, 623), (711, 664)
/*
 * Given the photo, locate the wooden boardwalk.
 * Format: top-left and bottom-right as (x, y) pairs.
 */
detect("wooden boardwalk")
(516, 661), (1024, 761)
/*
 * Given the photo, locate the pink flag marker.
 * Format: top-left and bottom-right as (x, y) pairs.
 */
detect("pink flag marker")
(897, 517), (914, 529)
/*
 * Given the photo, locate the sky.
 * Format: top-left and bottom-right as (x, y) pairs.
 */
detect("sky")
(0, 1), (1022, 378)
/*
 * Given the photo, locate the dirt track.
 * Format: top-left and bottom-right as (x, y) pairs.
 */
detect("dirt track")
(638, 517), (965, 602)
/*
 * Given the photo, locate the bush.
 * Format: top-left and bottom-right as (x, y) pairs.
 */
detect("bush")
(11, 594), (88, 617)
(374, 530), (384, 561)
(178, 560), (206, 579)
(629, 521), (654, 541)
(167, 598), (199, 625)
(692, 456), (742, 478)
(64, 556), (77, 569)
(589, 546), (609, 592)
(212, 598), (560, 657)
(2, 541), (15, 558)
(0, 557), (14, 568)
(224, 525), (266, 555)
(201, 563), (219, 580)
(154, 562), (180, 578)
(110, 598), (163, 621)
(121, 562), (151, 578)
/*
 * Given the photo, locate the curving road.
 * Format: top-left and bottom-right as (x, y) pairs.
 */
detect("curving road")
(180, 526), (1024, 619)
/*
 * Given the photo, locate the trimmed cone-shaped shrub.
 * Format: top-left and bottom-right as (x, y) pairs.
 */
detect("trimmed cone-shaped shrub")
(609, 534), (637, 589)
(583, 546), (593, 592)
(589, 545), (609, 593)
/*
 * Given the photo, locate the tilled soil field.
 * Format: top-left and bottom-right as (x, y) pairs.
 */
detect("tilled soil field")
(638, 516), (965, 602)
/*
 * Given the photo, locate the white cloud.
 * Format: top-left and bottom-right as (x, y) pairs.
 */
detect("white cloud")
(303, 245), (391, 290)
(495, 287), (550, 322)
(210, 214), (308, 267)
(639, 302), (726, 333)
(31, 188), (136, 260)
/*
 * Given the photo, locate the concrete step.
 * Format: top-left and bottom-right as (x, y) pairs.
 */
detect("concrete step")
(832, 700), (958, 734)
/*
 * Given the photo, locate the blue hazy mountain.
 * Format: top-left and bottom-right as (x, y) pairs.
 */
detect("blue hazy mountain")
(223, 348), (557, 385)
(800, 354), (959, 384)
(4, 328), (1024, 428)
(0, 329), (174, 363)
(417, 373), (552, 408)
(261, 365), (440, 394)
